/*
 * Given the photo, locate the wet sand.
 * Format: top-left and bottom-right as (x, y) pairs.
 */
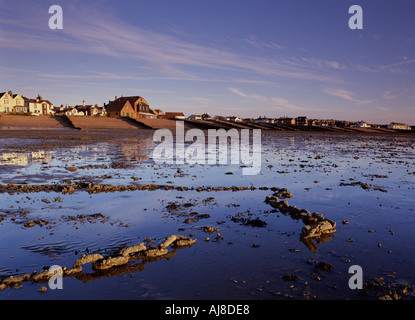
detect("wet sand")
(0, 129), (414, 300)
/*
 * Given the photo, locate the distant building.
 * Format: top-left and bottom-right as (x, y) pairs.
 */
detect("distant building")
(202, 113), (213, 120)
(0, 91), (25, 113)
(153, 109), (164, 118)
(97, 106), (107, 117)
(388, 122), (411, 130)
(73, 100), (100, 116)
(295, 116), (308, 126)
(64, 106), (85, 116)
(353, 121), (371, 128)
(255, 117), (273, 124)
(277, 117), (296, 125)
(188, 114), (202, 120)
(105, 96), (155, 119)
(165, 112), (185, 120)
(334, 120), (349, 127)
(229, 116), (242, 122)
(23, 95), (54, 115)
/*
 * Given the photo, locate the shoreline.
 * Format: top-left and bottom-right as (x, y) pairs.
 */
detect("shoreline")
(1, 114), (414, 135)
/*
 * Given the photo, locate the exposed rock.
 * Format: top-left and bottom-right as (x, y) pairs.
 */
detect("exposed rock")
(314, 262), (333, 273)
(0, 233), (196, 290)
(204, 226), (220, 234)
(301, 220), (336, 239)
(145, 247), (169, 258)
(73, 253), (104, 268)
(283, 274), (300, 281)
(118, 243), (147, 255)
(361, 277), (415, 300)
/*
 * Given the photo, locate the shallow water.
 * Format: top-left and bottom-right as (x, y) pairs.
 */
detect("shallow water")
(0, 130), (414, 299)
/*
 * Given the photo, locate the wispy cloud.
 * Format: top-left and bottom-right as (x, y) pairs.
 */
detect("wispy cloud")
(380, 58), (415, 70)
(271, 97), (306, 111)
(244, 34), (285, 51)
(323, 88), (375, 106)
(228, 87), (307, 112)
(383, 90), (395, 100)
(227, 87), (268, 102)
(183, 97), (211, 104)
(0, 1), (337, 84)
(301, 57), (347, 71)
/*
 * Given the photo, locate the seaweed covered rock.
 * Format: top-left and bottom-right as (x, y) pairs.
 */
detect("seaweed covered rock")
(301, 219), (336, 239)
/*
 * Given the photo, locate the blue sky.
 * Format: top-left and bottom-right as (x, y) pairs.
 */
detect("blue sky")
(1, 0), (414, 124)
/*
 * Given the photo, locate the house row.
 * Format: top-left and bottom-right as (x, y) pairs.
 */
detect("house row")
(56, 101), (107, 117)
(0, 90), (186, 121)
(254, 116), (315, 126)
(187, 113), (213, 121)
(253, 116), (412, 130)
(104, 95), (189, 120)
(0, 91), (54, 115)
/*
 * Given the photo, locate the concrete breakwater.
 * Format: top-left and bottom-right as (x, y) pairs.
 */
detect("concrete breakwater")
(1, 115), (410, 133)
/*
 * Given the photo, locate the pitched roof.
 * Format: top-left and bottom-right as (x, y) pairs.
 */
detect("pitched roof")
(165, 112), (185, 117)
(122, 96), (147, 102)
(105, 98), (132, 112)
(22, 96), (53, 105)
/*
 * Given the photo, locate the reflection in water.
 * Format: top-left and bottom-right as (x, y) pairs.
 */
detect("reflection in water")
(121, 139), (151, 163)
(301, 234), (334, 253)
(0, 151), (53, 166)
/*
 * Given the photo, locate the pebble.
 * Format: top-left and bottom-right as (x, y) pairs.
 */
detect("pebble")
(39, 286), (47, 293)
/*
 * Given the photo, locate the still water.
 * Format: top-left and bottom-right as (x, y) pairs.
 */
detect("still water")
(0, 130), (414, 299)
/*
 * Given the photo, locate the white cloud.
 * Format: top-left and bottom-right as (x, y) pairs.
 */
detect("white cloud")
(323, 88), (375, 106)
(380, 58), (415, 69)
(383, 90), (395, 100)
(227, 87), (307, 112)
(227, 87), (268, 102)
(245, 35), (285, 51)
(302, 57), (347, 71)
(271, 97), (306, 111)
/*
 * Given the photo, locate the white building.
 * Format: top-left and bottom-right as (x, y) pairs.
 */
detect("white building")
(24, 95), (55, 115)
(353, 121), (371, 128)
(188, 114), (202, 120)
(388, 122), (411, 130)
(0, 91), (25, 113)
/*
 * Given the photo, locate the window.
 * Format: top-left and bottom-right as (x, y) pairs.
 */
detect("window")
(4, 99), (9, 104)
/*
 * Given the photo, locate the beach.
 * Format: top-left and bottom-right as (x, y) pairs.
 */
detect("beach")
(0, 128), (414, 300)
